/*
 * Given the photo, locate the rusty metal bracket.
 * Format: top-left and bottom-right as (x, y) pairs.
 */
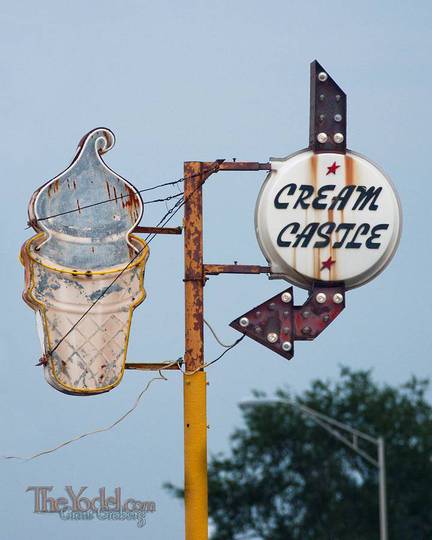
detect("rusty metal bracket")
(309, 60), (346, 153)
(230, 285), (345, 360)
(204, 264), (270, 276)
(203, 161), (271, 172)
(125, 361), (182, 371)
(133, 226), (182, 235)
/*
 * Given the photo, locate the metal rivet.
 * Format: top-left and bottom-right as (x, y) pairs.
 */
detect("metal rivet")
(333, 293), (344, 304)
(256, 311), (261, 317)
(239, 317), (249, 327)
(319, 113), (325, 122)
(283, 311), (290, 317)
(319, 94), (325, 101)
(283, 327), (290, 334)
(302, 326), (312, 336)
(267, 332), (278, 344)
(334, 113), (342, 122)
(322, 314), (330, 322)
(281, 292), (292, 304)
(317, 132), (328, 144)
(316, 292), (327, 304)
(302, 311), (311, 319)
(318, 71), (328, 82)
(255, 326), (262, 333)
(335, 94), (341, 102)
(333, 133), (344, 144)
(282, 341), (292, 352)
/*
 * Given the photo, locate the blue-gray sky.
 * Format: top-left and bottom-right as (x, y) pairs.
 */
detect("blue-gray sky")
(0, 1), (431, 538)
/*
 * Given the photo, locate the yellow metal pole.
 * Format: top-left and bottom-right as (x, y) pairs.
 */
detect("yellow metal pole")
(184, 371), (207, 539)
(183, 161), (208, 540)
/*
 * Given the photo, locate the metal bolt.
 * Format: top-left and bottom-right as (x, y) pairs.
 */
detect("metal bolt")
(282, 341), (292, 352)
(318, 71), (328, 82)
(281, 291), (292, 303)
(302, 310), (311, 319)
(267, 332), (278, 344)
(333, 133), (344, 144)
(239, 317), (249, 327)
(316, 292), (327, 304)
(322, 314), (330, 322)
(334, 113), (342, 122)
(317, 132), (328, 144)
(333, 293), (344, 304)
(302, 326), (312, 336)
(255, 326), (262, 333)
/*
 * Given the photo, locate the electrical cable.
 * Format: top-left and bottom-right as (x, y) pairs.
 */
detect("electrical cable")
(29, 169), (206, 225)
(1, 163), (227, 462)
(2, 360), (180, 462)
(3, 331), (244, 461)
(181, 334), (245, 376)
(28, 192), (184, 226)
(46, 163), (221, 357)
(204, 318), (238, 348)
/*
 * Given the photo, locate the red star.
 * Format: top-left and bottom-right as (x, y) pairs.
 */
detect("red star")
(326, 161), (340, 175)
(321, 257), (336, 271)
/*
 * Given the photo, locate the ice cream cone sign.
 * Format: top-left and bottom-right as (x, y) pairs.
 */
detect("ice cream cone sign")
(20, 128), (148, 395)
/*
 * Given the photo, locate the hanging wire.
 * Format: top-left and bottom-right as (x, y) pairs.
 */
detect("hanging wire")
(204, 318), (239, 348)
(181, 334), (245, 375)
(3, 333), (245, 462)
(0, 163), (231, 462)
(46, 163), (221, 358)
(27, 192), (184, 226)
(28, 169), (207, 226)
(2, 360), (179, 462)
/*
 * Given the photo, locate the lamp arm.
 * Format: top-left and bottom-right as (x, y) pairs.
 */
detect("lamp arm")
(296, 407), (379, 467)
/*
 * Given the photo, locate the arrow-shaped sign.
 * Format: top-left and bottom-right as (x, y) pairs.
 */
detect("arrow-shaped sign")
(230, 285), (346, 360)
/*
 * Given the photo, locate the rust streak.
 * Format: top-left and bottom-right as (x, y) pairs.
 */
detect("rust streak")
(345, 154), (354, 185)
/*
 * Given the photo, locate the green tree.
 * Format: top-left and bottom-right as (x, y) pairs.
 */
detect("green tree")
(167, 367), (432, 539)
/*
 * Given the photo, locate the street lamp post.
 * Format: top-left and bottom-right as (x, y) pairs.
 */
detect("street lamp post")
(240, 398), (388, 540)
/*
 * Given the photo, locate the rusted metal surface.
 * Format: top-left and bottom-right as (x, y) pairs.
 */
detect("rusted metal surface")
(183, 162), (208, 540)
(203, 161), (271, 172)
(309, 60), (347, 153)
(230, 285), (345, 360)
(125, 361), (181, 371)
(184, 162), (205, 373)
(204, 264), (270, 275)
(133, 225), (182, 235)
(230, 287), (295, 359)
(293, 285), (345, 340)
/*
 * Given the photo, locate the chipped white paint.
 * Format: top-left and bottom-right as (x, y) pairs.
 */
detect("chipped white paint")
(21, 128), (147, 395)
(255, 149), (402, 290)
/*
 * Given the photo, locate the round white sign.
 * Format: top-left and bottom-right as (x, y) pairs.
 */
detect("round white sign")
(255, 149), (402, 290)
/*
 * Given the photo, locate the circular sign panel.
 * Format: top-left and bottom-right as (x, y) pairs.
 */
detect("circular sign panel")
(255, 150), (402, 290)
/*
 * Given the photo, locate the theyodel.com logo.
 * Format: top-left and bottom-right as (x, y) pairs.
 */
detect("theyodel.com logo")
(26, 486), (156, 528)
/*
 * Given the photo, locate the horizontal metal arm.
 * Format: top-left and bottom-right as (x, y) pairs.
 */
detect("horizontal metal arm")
(125, 361), (181, 371)
(299, 408), (378, 467)
(133, 226), (182, 235)
(296, 402), (378, 445)
(204, 264), (270, 275)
